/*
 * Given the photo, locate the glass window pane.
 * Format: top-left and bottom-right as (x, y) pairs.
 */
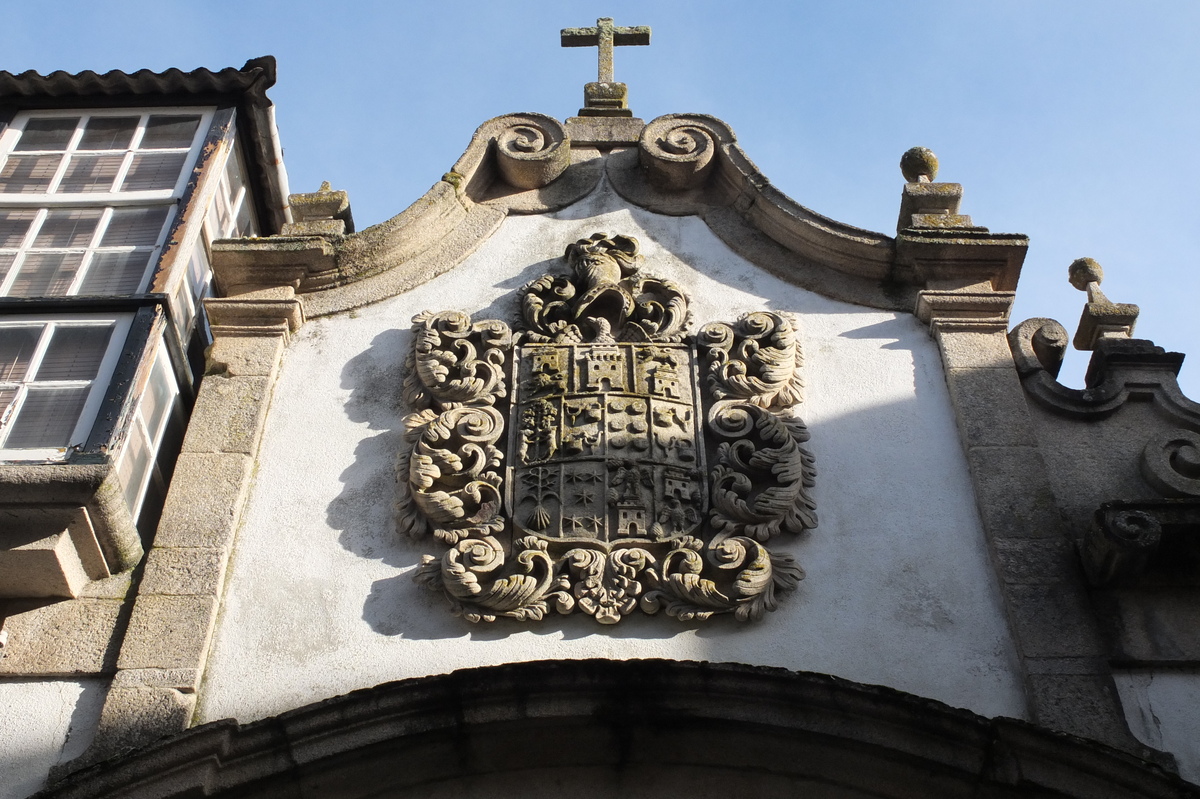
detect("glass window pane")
(0, 154), (61, 193)
(171, 278), (195, 336)
(224, 149), (245, 189)
(141, 353), (177, 439)
(4, 386), (89, 447)
(58, 154), (123, 193)
(235, 198), (256, 237)
(8, 252), (83, 295)
(121, 152), (186, 192)
(78, 117), (138, 151)
(78, 251), (151, 294)
(34, 209), (102, 247)
(118, 422), (152, 512)
(0, 327), (42, 381)
(0, 254), (14, 286)
(0, 388), (17, 426)
(101, 207), (168, 247)
(34, 325), (112, 380)
(140, 115), (201, 149)
(0, 210), (38, 247)
(14, 118), (79, 152)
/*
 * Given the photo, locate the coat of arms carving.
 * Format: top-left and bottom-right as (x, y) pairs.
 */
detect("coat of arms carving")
(397, 233), (816, 623)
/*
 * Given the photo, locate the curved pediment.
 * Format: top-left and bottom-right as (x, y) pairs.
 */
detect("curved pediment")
(211, 112), (1027, 318)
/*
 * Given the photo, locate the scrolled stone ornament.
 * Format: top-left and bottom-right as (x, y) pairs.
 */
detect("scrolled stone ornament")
(562, 547), (657, 624)
(405, 406), (505, 545)
(646, 535), (803, 622)
(639, 114), (732, 192)
(700, 311), (804, 409)
(415, 536), (563, 623)
(401, 232), (816, 625)
(708, 401), (817, 541)
(1141, 429), (1200, 497)
(405, 311), (511, 408)
(493, 114), (571, 190)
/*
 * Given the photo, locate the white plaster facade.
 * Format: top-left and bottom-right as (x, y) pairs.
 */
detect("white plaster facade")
(0, 679), (103, 799)
(198, 186), (1027, 726)
(1116, 670), (1200, 783)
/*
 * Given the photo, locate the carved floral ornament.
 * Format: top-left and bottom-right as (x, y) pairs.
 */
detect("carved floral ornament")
(397, 234), (816, 624)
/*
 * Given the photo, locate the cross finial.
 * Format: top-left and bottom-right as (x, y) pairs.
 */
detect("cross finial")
(561, 17), (651, 117)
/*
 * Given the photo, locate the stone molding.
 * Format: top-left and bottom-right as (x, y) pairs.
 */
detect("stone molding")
(41, 660), (1195, 798)
(923, 294), (1157, 758)
(64, 294), (294, 773)
(1012, 328), (1200, 424)
(209, 112), (1030, 319)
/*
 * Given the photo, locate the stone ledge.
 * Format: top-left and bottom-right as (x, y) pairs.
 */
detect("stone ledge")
(0, 597), (124, 675)
(0, 464), (140, 580)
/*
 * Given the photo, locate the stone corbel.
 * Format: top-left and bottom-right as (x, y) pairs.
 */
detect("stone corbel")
(210, 236), (336, 297)
(915, 288), (1016, 333)
(204, 288), (303, 341)
(0, 466), (140, 599)
(281, 182), (355, 238)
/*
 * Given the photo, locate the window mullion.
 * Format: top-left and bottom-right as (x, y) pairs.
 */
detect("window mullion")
(18, 207), (48, 250)
(0, 207), (45, 296)
(0, 253), (25, 296)
(70, 207), (114, 294)
(44, 120), (87, 195)
(127, 115), (149, 150)
(24, 323), (56, 380)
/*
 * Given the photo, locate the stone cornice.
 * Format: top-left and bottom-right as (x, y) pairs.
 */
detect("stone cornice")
(210, 112), (1028, 317)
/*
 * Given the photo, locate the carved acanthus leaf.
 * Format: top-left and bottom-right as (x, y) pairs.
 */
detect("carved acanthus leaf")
(408, 310), (511, 408)
(699, 312), (804, 409)
(401, 233), (816, 625)
(708, 402), (817, 541)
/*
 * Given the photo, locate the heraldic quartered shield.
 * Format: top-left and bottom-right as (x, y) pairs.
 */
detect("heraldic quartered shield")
(398, 233), (817, 624)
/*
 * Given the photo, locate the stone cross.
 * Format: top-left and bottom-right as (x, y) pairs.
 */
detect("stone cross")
(561, 17), (650, 83)
(561, 17), (650, 117)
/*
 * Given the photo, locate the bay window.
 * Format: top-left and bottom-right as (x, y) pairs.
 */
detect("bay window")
(0, 314), (131, 459)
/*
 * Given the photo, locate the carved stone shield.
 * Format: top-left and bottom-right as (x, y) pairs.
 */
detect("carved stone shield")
(398, 233), (816, 624)
(509, 343), (707, 544)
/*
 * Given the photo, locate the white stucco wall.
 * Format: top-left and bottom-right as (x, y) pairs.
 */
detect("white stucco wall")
(1115, 670), (1200, 784)
(0, 679), (105, 799)
(197, 185), (1026, 726)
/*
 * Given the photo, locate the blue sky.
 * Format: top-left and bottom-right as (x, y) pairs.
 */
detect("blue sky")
(5, 1), (1197, 395)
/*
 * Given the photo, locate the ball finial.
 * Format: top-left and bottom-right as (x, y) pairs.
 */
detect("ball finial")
(1068, 257), (1104, 291)
(900, 147), (938, 183)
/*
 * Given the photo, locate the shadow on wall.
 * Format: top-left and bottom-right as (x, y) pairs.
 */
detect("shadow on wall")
(0, 679), (106, 799)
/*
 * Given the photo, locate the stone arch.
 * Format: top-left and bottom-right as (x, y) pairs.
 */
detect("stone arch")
(47, 660), (1191, 798)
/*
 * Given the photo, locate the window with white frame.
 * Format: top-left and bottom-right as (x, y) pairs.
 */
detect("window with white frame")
(116, 339), (181, 519)
(203, 140), (258, 241)
(0, 314), (131, 458)
(0, 109), (212, 297)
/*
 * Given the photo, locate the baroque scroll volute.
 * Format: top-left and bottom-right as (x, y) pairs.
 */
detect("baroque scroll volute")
(399, 234), (816, 624)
